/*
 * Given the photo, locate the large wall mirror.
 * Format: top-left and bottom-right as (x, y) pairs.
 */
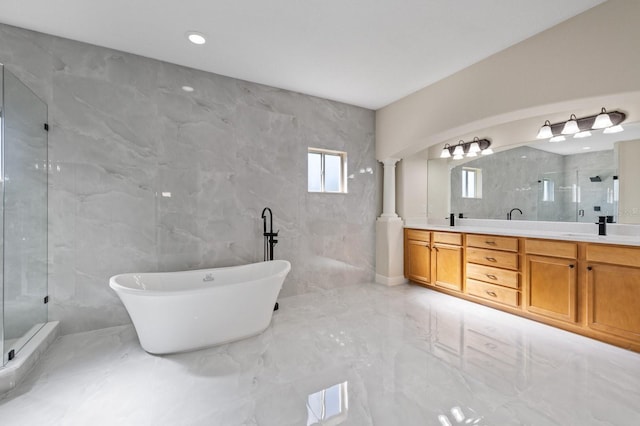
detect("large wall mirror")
(427, 121), (640, 224)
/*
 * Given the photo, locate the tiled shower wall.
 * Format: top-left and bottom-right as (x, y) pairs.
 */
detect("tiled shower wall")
(0, 24), (379, 334)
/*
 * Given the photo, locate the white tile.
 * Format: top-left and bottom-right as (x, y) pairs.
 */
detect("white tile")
(1, 283), (638, 425)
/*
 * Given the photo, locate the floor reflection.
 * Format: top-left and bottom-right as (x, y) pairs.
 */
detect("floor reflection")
(306, 381), (349, 426)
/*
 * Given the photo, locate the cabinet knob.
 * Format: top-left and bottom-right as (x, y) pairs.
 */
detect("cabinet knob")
(485, 291), (498, 297)
(587, 266), (593, 271)
(485, 257), (497, 262)
(569, 264), (575, 269)
(485, 241), (496, 245)
(486, 274), (498, 280)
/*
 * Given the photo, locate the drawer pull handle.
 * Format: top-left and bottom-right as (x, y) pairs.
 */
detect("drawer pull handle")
(486, 274), (498, 280)
(485, 257), (497, 262)
(485, 241), (496, 245)
(485, 342), (498, 350)
(569, 264), (575, 269)
(587, 266), (593, 271)
(485, 291), (497, 297)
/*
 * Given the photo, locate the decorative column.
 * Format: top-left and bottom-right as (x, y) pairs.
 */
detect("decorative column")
(381, 158), (400, 218)
(376, 158), (407, 286)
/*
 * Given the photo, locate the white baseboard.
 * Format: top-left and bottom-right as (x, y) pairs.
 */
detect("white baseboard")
(375, 274), (408, 286)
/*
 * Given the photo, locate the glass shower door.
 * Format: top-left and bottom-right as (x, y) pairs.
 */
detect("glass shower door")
(2, 67), (48, 365)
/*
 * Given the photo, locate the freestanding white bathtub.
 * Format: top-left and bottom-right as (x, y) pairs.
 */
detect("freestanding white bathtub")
(109, 260), (291, 355)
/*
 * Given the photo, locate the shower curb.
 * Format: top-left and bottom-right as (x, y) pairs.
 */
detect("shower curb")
(0, 321), (59, 397)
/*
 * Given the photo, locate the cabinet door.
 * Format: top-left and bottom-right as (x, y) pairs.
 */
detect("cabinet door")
(587, 263), (640, 341)
(525, 255), (577, 323)
(433, 244), (462, 292)
(407, 239), (431, 284)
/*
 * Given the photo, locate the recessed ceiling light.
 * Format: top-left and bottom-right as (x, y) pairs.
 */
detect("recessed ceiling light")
(182, 86), (194, 92)
(186, 31), (206, 45)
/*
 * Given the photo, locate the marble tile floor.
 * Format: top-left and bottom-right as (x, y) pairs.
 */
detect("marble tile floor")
(1, 283), (639, 425)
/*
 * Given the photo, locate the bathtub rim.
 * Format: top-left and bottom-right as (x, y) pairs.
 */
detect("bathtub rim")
(109, 259), (291, 297)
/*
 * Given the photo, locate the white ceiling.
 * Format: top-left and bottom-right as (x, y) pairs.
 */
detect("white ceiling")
(0, 0), (604, 110)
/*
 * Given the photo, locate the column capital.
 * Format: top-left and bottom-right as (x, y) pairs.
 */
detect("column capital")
(380, 158), (401, 167)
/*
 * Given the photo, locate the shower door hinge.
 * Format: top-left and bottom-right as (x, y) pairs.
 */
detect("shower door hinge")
(44, 295), (49, 304)
(8, 349), (15, 361)
(44, 123), (49, 131)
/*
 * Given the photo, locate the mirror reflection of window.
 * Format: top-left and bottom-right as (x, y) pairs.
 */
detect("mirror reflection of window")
(462, 167), (482, 199)
(542, 179), (555, 202)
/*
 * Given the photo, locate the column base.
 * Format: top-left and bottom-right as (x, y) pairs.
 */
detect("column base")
(375, 216), (405, 286)
(375, 273), (408, 286)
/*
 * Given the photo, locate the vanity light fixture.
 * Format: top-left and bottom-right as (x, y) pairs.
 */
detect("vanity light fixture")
(561, 114), (580, 135)
(536, 120), (553, 139)
(452, 143), (464, 157)
(441, 138), (493, 160)
(536, 107), (626, 142)
(592, 107), (614, 129)
(186, 31), (207, 45)
(440, 144), (452, 158)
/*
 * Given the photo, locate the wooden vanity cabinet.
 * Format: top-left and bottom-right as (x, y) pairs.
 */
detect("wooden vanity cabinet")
(524, 239), (578, 323)
(404, 228), (640, 352)
(465, 234), (520, 307)
(432, 232), (463, 292)
(585, 244), (640, 343)
(404, 229), (431, 285)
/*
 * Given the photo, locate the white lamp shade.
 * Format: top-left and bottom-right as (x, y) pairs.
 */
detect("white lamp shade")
(549, 135), (566, 143)
(453, 145), (464, 156)
(440, 148), (451, 158)
(466, 151), (477, 158)
(468, 141), (481, 153)
(481, 147), (493, 155)
(453, 153), (464, 160)
(561, 116), (580, 135)
(536, 121), (553, 139)
(603, 124), (624, 134)
(592, 108), (613, 129)
(574, 130), (592, 138)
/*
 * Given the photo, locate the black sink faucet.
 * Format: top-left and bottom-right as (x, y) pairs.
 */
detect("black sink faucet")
(507, 208), (523, 220)
(596, 215), (607, 236)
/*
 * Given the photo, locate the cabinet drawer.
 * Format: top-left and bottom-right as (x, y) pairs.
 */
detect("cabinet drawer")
(525, 239), (577, 259)
(466, 263), (519, 289)
(586, 244), (640, 268)
(433, 232), (462, 246)
(466, 234), (518, 252)
(466, 279), (520, 307)
(406, 229), (430, 242)
(466, 247), (519, 270)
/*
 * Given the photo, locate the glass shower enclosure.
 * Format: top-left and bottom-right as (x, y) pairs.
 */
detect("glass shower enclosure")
(0, 64), (49, 366)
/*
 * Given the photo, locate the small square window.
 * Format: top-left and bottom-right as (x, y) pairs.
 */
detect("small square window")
(308, 148), (347, 193)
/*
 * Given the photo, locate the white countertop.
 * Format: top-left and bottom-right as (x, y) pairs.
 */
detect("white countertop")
(404, 219), (640, 247)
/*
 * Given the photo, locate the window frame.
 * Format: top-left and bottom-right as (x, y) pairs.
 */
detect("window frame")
(461, 167), (482, 199)
(308, 148), (348, 194)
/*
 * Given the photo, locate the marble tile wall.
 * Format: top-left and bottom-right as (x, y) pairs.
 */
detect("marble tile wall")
(450, 146), (615, 222)
(0, 23), (379, 335)
(450, 146), (564, 220)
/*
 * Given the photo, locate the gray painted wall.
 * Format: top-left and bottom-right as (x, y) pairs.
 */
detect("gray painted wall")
(0, 23), (379, 335)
